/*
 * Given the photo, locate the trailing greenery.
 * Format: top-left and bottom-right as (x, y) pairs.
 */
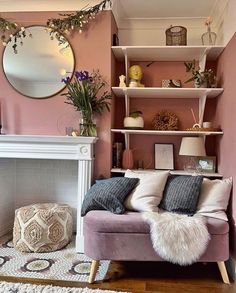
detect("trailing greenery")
(0, 0), (111, 52)
(0, 17), (32, 53)
(184, 59), (216, 88)
(129, 111), (143, 118)
(47, 0), (111, 34)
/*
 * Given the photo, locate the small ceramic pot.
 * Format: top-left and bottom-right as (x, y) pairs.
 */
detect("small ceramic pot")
(123, 116), (144, 129)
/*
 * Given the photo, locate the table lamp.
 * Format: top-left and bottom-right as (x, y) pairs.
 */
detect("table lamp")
(179, 137), (206, 171)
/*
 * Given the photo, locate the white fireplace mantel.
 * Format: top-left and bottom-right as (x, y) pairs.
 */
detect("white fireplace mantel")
(0, 135), (97, 160)
(0, 135), (98, 252)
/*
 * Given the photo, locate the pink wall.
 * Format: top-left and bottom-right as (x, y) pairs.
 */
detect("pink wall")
(0, 11), (117, 178)
(214, 33), (236, 258)
(113, 61), (216, 170)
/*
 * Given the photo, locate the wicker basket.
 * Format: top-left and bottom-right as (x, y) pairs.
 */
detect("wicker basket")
(166, 26), (187, 46)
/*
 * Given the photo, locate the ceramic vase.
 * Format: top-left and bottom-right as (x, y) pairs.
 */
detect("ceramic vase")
(122, 149), (134, 169)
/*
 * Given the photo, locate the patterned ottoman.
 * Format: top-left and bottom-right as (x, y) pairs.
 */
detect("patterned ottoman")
(13, 203), (73, 253)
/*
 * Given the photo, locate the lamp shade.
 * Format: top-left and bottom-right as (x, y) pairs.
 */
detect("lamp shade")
(179, 137), (206, 156)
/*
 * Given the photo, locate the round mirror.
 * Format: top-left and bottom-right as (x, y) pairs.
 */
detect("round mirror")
(3, 25), (75, 99)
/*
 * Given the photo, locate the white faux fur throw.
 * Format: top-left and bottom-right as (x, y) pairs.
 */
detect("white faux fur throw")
(142, 211), (210, 265)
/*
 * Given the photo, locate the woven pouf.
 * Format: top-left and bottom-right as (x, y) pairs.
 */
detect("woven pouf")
(13, 203), (73, 253)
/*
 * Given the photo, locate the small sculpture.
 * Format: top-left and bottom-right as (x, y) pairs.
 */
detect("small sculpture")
(128, 65), (145, 87)
(119, 75), (126, 87)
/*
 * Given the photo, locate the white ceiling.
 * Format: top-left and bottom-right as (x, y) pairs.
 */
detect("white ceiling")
(117, 0), (218, 19)
(0, 0), (219, 19)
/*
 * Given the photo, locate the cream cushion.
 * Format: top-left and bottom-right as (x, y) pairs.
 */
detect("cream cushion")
(197, 177), (232, 221)
(13, 203), (73, 252)
(124, 170), (169, 212)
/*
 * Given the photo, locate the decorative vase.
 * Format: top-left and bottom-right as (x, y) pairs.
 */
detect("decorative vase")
(79, 112), (97, 137)
(122, 149), (134, 169)
(201, 23), (217, 46)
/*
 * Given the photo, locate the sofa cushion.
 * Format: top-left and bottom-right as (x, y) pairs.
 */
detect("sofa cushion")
(197, 177), (232, 221)
(124, 170), (169, 212)
(81, 177), (139, 216)
(84, 211), (229, 235)
(159, 175), (203, 215)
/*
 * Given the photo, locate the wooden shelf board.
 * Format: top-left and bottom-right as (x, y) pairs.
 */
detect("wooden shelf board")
(112, 46), (225, 62)
(111, 129), (223, 136)
(112, 87), (223, 99)
(111, 168), (223, 177)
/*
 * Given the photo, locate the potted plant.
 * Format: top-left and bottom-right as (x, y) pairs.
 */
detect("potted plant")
(123, 111), (144, 129)
(184, 59), (216, 88)
(62, 70), (111, 136)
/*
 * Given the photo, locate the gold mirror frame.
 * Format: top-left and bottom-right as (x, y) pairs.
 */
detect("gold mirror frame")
(2, 25), (75, 99)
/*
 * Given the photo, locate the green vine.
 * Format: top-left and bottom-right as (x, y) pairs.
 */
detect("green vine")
(47, 0), (111, 34)
(0, 0), (111, 53)
(0, 17), (32, 53)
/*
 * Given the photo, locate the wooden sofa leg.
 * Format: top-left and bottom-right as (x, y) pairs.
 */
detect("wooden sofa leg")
(217, 261), (230, 284)
(89, 260), (100, 283)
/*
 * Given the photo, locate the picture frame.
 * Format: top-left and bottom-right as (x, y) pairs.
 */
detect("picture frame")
(196, 156), (216, 173)
(154, 143), (174, 170)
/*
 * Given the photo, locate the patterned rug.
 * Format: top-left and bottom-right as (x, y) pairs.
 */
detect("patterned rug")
(0, 281), (129, 292)
(0, 238), (109, 283)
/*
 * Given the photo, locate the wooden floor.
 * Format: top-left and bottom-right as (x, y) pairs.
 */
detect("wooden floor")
(0, 261), (235, 293)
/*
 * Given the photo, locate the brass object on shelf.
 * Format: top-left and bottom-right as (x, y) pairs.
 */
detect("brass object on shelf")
(186, 127), (221, 132)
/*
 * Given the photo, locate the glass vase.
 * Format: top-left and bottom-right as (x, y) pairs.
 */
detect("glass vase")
(201, 24), (217, 46)
(79, 113), (97, 137)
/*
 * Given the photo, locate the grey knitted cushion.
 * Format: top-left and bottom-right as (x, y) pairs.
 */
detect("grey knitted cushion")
(159, 175), (203, 215)
(81, 177), (139, 216)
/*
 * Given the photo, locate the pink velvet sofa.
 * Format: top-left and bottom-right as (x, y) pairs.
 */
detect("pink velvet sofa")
(84, 210), (230, 284)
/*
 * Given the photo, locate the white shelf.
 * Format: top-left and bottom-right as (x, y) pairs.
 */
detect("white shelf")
(112, 46), (225, 62)
(111, 129), (223, 136)
(111, 168), (223, 178)
(112, 87), (223, 99)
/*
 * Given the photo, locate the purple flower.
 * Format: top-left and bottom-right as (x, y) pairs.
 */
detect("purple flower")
(74, 71), (81, 79)
(75, 70), (90, 81)
(61, 76), (70, 84)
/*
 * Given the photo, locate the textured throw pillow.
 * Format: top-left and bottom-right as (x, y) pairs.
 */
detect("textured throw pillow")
(159, 175), (203, 215)
(197, 177), (232, 221)
(124, 170), (169, 212)
(81, 177), (139, 216)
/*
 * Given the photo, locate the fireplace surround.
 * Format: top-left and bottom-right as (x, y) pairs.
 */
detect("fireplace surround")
(0, 135), (98, 252)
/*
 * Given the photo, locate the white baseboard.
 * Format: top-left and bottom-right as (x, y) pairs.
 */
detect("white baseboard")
(76, 235), (84, 253)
